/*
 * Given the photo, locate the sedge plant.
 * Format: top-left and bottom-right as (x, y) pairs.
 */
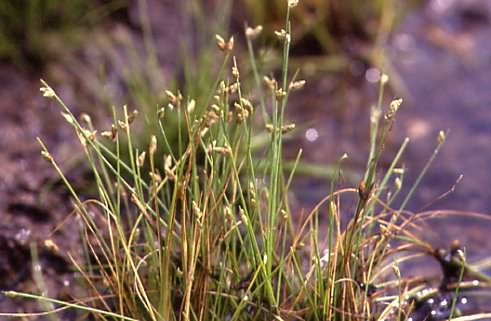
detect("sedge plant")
(3, 1), (490, 321)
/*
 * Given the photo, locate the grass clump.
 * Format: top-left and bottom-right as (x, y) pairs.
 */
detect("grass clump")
(3, 2), (488, 321)
(0, 0), (124, 69)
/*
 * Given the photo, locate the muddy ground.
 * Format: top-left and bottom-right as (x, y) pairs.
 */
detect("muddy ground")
(1, 0), (491, 319)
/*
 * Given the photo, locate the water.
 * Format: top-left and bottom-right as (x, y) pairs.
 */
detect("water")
(285, 1), (491, 317)
(389, 0), (491, 213)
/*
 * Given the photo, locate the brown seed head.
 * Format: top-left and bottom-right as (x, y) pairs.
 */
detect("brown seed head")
(216, 34), (234, 52)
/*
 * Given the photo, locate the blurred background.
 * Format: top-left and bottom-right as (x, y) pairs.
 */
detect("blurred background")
(1, 0), (491, 316)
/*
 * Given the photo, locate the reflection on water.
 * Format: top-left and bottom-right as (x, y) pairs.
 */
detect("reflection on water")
(304, 127), (319, 142)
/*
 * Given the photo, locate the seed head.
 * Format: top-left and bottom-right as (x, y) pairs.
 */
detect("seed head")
(437, 130), (446, 145)
(216, 34), (234, 52)
(392, 264), (401, 278)
(245, 25), (263, 39)
(385, 98), (403, 120)
(118, 120), (127, 130)
(228, 83), (239, 93)
(149, 172), (162, 184)
(192, 201), (203, 220)
(218, 81), (227, 95)
(281, 209), (288, 220)
(40, 86), (55, 98)
(149, 135), (157, 156)
(60, 112), (74, 125)
(210, 104), (220, 113)
(207, 140), (232, 156)
(164, 155), (176, 181)
(264, 76), (277, 90)
(44, 239), (59, 252)
(187, 99), (196, 113)
(79, 113), (92, 125)
(235, 108), (249, 123)
(274, 29), (289, 42)
(78, 129), (97, 147)
(205, 109), (220, 127)
(381, 74), (389, 84)
(393, 168), (405, 174)
(101, 124), (118, 141)
(288, 0), (299, 8)
(289, 79), (306, 91)
(41, 150), (53, 162)
(394, 177), (402, 190)
(240, 98), (253, 112)
(164, 155), (172, 169)
(165, 90), (182, 107)
(281, 123), (296, 134)
(232, 66), (240, 79)
(165, 90), (175, 101)
(101, 131), (112, 140)
(137, 151), (146, 167)
(248, 182), (255, 194)
(157, 106), (166, 119)
(275, 88), (287, 101)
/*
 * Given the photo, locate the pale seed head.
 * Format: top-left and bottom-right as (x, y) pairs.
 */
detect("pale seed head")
(385, 98), (403, 120)
(381, 74), (389, 84)
(149, 135), (157, 156)
(274, 29), (289, 41)
(232, 66), (240, 79)
(60, 112), (74, 125)
(228, 83), (239, 93)
(137, 151), (146, 167)
(41, 151), (53, 162)
(149, 172), (162, 184)
(79, 113), (92, 125)
(118, 120), (127, 130)
(281, 123), (296, 134)
(275, 88), (286, 100)
(40, 86), (55, 98)
(264, 76), (277, 90)
(437, 130), (446, 145)
(158, 107), (165, 119)
(288, 0), (299, 8)
(289, 79), (306, 91)
(245, 25), (263, 39)
(394, 177), (402, 190)
(44, 239), (59, 252)
(187, 99), (196, 113)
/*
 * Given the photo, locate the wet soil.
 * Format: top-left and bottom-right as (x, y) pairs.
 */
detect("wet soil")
(0, 1), (185, 317)
(1, 0), (491, 319)
(0, 64), (85, 317)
